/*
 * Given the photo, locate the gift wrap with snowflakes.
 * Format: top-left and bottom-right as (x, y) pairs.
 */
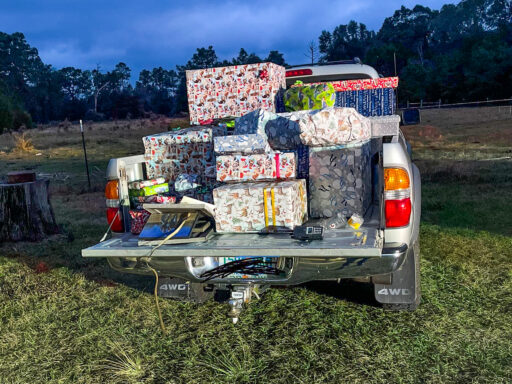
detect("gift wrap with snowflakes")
(216, 151), (304, 182)
(213, 179), (308, 233)
(213, 134), (270, 155)
(186, 62), (286, 124)
(308, 140), (373, 218)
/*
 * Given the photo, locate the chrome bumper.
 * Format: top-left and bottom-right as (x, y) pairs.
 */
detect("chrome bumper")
(106, 243), (408, 286)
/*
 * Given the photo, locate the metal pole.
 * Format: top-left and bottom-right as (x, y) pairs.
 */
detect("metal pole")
(80, 120), (91, 190)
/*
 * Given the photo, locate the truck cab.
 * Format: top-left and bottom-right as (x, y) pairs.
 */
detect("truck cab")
(82, 61), (421, 318)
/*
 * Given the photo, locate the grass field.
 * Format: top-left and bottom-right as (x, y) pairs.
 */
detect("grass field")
(0, 107), (511, 383)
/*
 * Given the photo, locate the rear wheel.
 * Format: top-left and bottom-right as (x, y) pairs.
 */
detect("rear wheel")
(374, 240), (421, 311)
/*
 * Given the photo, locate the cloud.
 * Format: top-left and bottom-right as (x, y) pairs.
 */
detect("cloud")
(0, 0), (456, 76)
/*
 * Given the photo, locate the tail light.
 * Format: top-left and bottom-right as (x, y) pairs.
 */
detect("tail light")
(105, 180), (124, 232)
(384, 168), (411, 228)
(286, 69), (313, 77)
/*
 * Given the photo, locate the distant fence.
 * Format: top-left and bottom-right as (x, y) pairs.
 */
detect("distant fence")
(403, 97), (512, 111)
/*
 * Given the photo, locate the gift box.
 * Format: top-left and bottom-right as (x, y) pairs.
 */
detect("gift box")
(214, 134), (270, 155)
(186, 62), (286, 125)
(297, 107), (371, 147)
(129, 183), (169, 197)
(308, 140), (373, 218)
(369, 115), (400, 137)
(130, 195), (177, 210)
(334, 88), (396, 117)
(143, 127), (218, 182)
(213, 179), (308, 233)
(216, 151), (303, 182)
(129, 209), (151, 235)
(129, 177), (166, 190)
(283, 82), (336, 112)
(291, 77), (399, 92)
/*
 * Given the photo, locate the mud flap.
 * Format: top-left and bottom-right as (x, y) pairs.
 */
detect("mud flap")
(374, 242), (420, 305)
(157, 277), (213, 303)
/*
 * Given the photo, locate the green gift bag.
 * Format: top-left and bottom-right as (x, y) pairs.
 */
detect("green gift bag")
(284, 82), (335, 112)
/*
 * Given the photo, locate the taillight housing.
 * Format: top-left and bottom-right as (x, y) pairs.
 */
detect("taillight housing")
(105, 180), (124, 232)
(384, 168), (411, 228)
(286, 69), (313, 77)
(106, 207), (124, 232)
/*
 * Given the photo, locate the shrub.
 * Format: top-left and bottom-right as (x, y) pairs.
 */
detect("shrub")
(12, 109), (32, 130)
(0, 95), (14, 134)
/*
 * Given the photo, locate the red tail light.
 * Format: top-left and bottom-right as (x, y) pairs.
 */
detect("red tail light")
(385, 198), (411, 228)
(286, 69), (313, 77)
(106, 207), (124, 232)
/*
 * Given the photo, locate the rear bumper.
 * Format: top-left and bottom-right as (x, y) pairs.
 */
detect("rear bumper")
(106, 243), (408, 285)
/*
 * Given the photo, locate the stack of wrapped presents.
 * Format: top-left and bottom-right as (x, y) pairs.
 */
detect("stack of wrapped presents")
(127, 61), (400, 235)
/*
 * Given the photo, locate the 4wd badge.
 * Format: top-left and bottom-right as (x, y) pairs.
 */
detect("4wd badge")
(377, 288), (411, 296)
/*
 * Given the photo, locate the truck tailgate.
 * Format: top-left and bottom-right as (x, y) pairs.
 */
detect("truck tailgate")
(82, 227), (383, 258)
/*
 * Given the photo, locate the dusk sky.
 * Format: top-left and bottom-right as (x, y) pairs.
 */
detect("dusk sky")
(1, 0), (455, 77)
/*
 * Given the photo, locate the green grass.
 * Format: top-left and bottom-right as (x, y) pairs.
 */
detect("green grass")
(1, 108), (512, 383)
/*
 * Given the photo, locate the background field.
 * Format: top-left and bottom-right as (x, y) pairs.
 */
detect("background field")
(0, 107), (511, 383)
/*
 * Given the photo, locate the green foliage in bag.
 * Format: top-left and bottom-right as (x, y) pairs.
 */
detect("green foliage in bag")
(284, 82), (335, 112)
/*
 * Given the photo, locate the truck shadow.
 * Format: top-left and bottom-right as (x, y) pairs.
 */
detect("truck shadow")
(302, 280), (378, 307)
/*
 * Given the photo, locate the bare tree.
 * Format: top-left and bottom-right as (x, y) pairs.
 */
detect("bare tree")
(91, 65), (110, 113)
(304, 41), (319, 65)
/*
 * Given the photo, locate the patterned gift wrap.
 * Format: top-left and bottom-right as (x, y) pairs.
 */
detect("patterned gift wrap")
(213, 179), (308, 233)
(214, 134), (270, 155)
(128, 177), (166, 190)
(369, 115), (400, 137)
(130, 195), (177, 209)
(308, 140), (373, 219)
(143, 127), (218, 181)
(186, 62), (286, 125)
(216, 152), (302, 182)
(129, 183), (169, 197)
(129, 209), (151, 235)
(291, 77), (399, 92)
(283, 83), (336, 112)
(334, 88), (396, 117)
(298, 107), (371, 147)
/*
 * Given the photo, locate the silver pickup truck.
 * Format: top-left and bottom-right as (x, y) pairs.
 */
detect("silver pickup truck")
(82, 62), (421, 320)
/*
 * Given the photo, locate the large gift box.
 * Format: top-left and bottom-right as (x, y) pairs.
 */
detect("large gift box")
(186, 62), (286, 125)
(216, 151), (303, 182)
(235, 108), (371, 150)
(291, 77), (399, 92)
(308, 140), (373, 218)
(143, 127), (217, 181)
(213, 179), (308, 233)
(214, 134), (270, 155)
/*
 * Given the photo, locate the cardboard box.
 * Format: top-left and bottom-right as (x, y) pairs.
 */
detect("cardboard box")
(213, 179), (308, 233)
(186, 62), (286, 124)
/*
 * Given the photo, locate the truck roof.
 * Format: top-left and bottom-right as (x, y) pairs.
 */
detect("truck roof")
(285, 60), (380, 87)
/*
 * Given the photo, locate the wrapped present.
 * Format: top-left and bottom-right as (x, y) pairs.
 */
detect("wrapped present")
(216, 151), (303, 182)
(214, 134), (270, 155)
(308, 140), (373, 218)
(186, 62), (286, 125)
(283, 83), (335, 112)
(242, 108), (370, 149)
(213, 179), (308, 233)
(129, 209), (151, 235)
(129, 183), (169, 197)
(334, 88), (396, 117)
(292, 77), (399, 91)
(143, 127), (218, 181)
(129, 177), (166, 190)
(175, 174), (201, 192)
(130, 195), (177, 209)
(369, 115), (400, 137)
(298, 107), (371, 147)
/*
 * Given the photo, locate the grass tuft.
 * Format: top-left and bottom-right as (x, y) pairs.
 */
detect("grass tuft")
(12, 131), (34, 152)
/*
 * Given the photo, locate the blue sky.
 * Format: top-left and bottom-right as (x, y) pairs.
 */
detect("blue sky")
(1, 0), (455, 77)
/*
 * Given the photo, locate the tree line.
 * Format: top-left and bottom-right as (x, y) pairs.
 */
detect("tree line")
(0, 0), (511, 132)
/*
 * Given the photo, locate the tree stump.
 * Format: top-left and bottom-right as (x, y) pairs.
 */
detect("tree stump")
(0, 177), (59, 242)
